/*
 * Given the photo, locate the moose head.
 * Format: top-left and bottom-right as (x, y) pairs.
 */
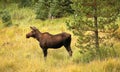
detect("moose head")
(26, 26), (40, 38)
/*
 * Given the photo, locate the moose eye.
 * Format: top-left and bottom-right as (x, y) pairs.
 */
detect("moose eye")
(31, 31), (35, 34)
(31, 31), (34, 33)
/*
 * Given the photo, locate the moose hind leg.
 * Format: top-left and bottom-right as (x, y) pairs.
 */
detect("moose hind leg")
(64, 37), (72, 57)
(64, 44), (72, 57)
(66, 46), (72, 57)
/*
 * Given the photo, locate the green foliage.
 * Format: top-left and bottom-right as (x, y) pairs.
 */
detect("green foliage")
(73, 46), (117, 63)
(1, 10), (12, 27)
(50, 0), (73, 18)
(49, 0), (62, 18)
(67, 0), (120, 60)
(18, 0), (33, 7)
(73, 49), (95, 63)
(35, 0), (50, 20)
(35, 0), (73, 20)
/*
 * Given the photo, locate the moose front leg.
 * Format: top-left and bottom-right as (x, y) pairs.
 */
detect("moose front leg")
(42, 48), (48, 60)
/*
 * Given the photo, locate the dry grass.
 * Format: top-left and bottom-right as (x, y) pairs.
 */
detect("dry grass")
(0, 4), (120, 72)
(1, 20), (120, 72)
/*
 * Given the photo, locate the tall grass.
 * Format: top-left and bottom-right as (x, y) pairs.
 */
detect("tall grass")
(0, 3), (120, 72)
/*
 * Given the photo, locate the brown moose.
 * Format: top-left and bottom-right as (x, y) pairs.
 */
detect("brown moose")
(26, 27), (72, 60)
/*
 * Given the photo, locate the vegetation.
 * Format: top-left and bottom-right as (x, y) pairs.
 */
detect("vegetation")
(49, 0), (73, 18)
(18, 0), (33, 7)
(1, 10), (12, 27)
(67, 0), (120, 60)
(0, 0), (120, 72)
(35, 0), (50, 20)
(35, 0), (73, 20)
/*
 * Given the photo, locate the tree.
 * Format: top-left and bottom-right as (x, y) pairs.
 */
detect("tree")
(18, 0), (33, 7)
(35, 0), (51, 20)
(50, 0), (73, 18)
(67, 0), (120, 57)
(35, 0), (73, 20)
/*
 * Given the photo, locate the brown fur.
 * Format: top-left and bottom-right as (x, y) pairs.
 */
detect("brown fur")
(26, 27), (72, 60)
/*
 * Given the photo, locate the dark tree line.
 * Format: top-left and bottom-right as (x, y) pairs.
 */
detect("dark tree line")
(35, 0), (74, 20)
(0, 0), (74, 20)
(0, 0), (73, 27)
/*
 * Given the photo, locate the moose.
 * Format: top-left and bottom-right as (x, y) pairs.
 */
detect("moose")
(26, 26), (72, 60)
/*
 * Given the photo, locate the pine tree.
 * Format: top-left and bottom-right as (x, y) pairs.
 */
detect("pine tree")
(50, 0), (73, 18)
(19, 0), (33, 7)
(35, 0), (50, 20)
(67, 0), (120, 55)
(35, 0), (73, 20)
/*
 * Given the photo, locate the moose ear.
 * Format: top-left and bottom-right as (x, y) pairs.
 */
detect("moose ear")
(30, 26), (37, 31)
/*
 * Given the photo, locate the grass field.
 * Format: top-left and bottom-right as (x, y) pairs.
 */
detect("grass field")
(1, 4), (120, 72)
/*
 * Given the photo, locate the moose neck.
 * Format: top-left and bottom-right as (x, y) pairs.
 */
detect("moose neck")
(34, 31), (42, 41)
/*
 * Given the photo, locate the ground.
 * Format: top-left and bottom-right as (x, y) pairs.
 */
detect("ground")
(0, 4), (120, 72)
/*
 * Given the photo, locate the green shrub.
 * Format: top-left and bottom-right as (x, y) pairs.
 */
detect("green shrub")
(74, 49), (96, 63)
(73, 46), (117, 63)
(99, 46), (117, 60)
(1, 10), (12, 27)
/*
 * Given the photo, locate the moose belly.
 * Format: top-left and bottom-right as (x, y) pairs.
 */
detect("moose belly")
(46, 41), (63, 48)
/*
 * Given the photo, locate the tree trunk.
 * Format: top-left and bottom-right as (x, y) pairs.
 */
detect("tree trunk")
(94, 16), (99, 49)
(94, 0), (99, 49)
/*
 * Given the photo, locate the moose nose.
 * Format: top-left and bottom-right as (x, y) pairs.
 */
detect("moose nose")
(26, 34), (30, 38)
